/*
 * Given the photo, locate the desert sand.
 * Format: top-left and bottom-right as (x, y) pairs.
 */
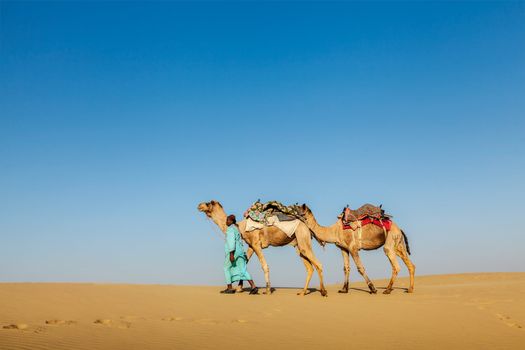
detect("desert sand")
(0, 273), (523, 350)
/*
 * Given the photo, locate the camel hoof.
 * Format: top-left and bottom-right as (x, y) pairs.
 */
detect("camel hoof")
(338, 289), (349, 294)
(320, 290), (328, 297)
(383, 289), (392, 295)
(406, 288), (414, 294)
(370, 289), (378, 294)
(297, 291), (306, 296)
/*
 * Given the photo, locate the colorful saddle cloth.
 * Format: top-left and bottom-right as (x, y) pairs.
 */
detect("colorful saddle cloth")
(343, 217), (392, 231)
(342, 204), (392, 231)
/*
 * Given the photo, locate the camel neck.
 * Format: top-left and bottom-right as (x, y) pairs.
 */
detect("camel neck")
(210, 210), (228, 233)
(306, 213), (339, 244)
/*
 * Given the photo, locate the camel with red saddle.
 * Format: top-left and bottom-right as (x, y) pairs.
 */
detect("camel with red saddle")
(198, 200), (327, 296)
(299, 204), (415, 294)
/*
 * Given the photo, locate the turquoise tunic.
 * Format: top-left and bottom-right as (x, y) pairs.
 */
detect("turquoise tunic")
(224, 224), (252, 284)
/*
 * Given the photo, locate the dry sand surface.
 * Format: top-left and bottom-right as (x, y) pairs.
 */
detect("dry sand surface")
(1, 273), (524, 350)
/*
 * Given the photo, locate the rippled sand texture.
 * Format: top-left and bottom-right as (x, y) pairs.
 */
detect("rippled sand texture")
(1, 273), (524, 350)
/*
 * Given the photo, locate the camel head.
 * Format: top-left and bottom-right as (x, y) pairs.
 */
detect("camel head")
(197, 200), (228, 232)
(299, 203), (313, 217)
(197, 200), (224, 218)
(299, 203), (316, 224)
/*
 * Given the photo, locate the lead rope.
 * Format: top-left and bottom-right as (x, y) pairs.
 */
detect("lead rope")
(205, 217), (225, 241)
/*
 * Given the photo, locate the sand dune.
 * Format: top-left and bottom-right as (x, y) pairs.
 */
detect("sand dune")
(0, 273), (523, 349)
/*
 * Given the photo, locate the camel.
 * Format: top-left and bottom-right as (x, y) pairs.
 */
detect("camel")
(197, 200), (327, 296)
(299, 204), (415, 294)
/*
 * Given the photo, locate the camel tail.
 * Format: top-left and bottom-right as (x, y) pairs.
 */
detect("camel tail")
(401, 230), (411, 255)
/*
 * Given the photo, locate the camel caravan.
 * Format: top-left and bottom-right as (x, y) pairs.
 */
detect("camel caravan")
(197, 199), (415, 297)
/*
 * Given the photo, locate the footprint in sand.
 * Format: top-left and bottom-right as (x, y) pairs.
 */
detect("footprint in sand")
(3, 324), (28, 330)
(33, 326), (47, 334)
(495, 314), (523, 329)
(94, 319), (113, 326)
(94, 319), (131, 329)
(45, 319), (76, 326)
(162, 317), (184, 322)
(117, 321), (132, 329)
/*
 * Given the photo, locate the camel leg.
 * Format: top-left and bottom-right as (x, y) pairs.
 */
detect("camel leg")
(396, 244), (416, 293)
(338, 249), (350, 293)
(349, 249), (377, 294)
(295, 247), (314, 296)
(251, 245), (271, 294)
(383, 240), (400, 294)
(245, 247), (254, 262)
(296, 231), (327, 297)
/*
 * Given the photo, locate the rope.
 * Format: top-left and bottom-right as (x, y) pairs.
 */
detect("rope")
(203, 217), (225, 241)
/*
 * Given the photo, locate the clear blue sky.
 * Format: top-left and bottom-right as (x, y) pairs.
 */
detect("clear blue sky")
(1, 1), (524, 286)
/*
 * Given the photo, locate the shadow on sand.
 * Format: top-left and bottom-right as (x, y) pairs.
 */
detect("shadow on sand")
(234, 285), (409, 295)
(376, 286), (410, 293)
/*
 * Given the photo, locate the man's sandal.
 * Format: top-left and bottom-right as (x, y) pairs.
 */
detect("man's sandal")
(220, 289), (236, 294)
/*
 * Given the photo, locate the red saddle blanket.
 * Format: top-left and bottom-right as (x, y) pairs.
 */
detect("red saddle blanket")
(343, 218), (392, 231)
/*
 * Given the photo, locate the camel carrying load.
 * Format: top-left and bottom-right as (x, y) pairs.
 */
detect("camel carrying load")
(244, 200), (304, 237)
(198, 200), (328, 296)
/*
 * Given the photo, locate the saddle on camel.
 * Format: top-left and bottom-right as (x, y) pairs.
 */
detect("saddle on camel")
(341, 203), (393, 232)
(243, 200), (304, 237)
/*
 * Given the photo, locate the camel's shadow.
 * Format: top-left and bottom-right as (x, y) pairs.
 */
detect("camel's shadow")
(238, 286), (409, 295)
(377, 286), (411, 293)
(348, 287), (373, 294)
(245, 287), (322, 295)
(349, 286), (409, 294)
